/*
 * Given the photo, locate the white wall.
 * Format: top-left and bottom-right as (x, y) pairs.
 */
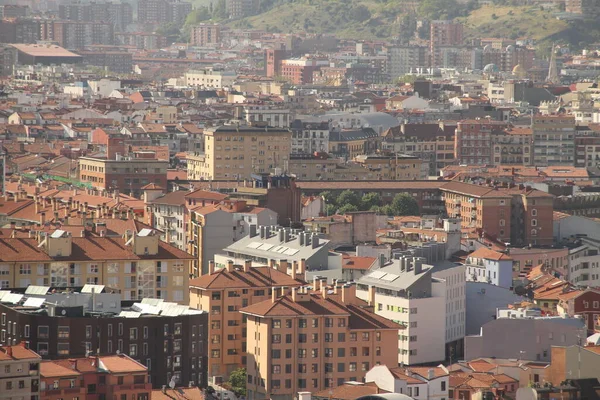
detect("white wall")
(433, 265), (466, 344)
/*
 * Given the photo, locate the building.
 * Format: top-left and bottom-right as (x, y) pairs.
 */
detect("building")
(50, 21), (114, 50)
(196, 125), (291, 180)
(226, 0), (259, 18)
(565, 0), (600, 18)
(329, 128), (381, 160)
(464, 308), (587, 362)
(303, 212), (387, 248)
(546, 346), (600, 385)
(0, 288), (208, 388)
(234, 104), (292, 129)
(184, 69), (237, 88)
(290, 120), (330, 155)
(491, 126), (533, 165)
(137, 0), (192, 25)
(58, 1), (133, 31)
(278, 58), (329, 85)
(0, 44), (16, 77)
(187, 203), (277, 275)
(0, 344), (40, 400)
(353, 154), (423, 180)
(189, 261), (305, 383)
(10, 44), (82, 66)
(465, 282), (526, 336)
(532, 115), (576, 166)
(242, 282), (401, 400)
(366, 364), (450, 400)
(40, 355), (151, 400)
(216, 226), (330, 273)
(78, 50), (133, 74)
(79, 136), (169, 197)
(430, 21), (464, 67)
(190, 23), (221, 47)
(0, 228), (193, 304)
(454, 120), (508, 165)
(387, 46), (428, 79)
(265, 48), (286, 78)
(356, 256), (465, 365)
(441, 181), (554, 246)
(557, 289), (600, 334)
(464, 247), (513, 288)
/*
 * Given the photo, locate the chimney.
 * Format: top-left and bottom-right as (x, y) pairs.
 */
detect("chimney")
(278, 259), (288, 274)
(321, 279), (328, 299)
(208, 260), (215, 274)
(300, 258), (306, 275)
(271, 286), (276, 303)
(413, 257), (423, 275)
(291, 287), (298, 302)
(269, 259), (276, 269)
(284, 229), (290, 242)
(244, 259), (251, 273)
(313, 275), (321, 291)
(278, 229), (284, 243)
(312, 234), (319, 249)
(34, 196), (39, 213)
(162, 385), (167, 394)
(291, 261), (298, 280)
(260, 226), (265, 239)
(226, 260), (234, 272)
(379, 253), (385, 268)
(249, 224), (257, 238)
(342, 284), (357, 304)
(5, 346), (12, 357)
(333, 280), (339, 294)
(40, 212), (46, 225)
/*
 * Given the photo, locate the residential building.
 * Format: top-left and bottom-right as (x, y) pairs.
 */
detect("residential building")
(491, 126), (533, 165)
(278, 58), (329, 85)
(187, 202), (277, 275)
(50, 21), (114, 50)
(242, 282), (401, 400)
(557, 289), (600, 334)
(464, 247), (513, 288)
(58, 1), (133, 31)
(78, 51), (133, 74)
(303, 212), (388, 248)
(464, 308), (587, 362)
(234, 104), (292, 129)
(430, 21), (464, 67)
(356, 256), (463, 365)
(532, 115), (576, 166)
(145, 189), (188, 250)
(197, 125), (291, 180)
(0, 44), (16, 77)
(465, 282), (527, 335)
(290, 120), (330, 154)
(226, 0), (259, 18)
(353, 154), (424, 180)
(329, 128), (381, 160)
(215, 226), (330, 273)
(40, 355), (151, 400)
(0, 288), (208, 388)
(447, 369), (518, 400)
(79, 136), (169, 197)
(454, 120), (508, 165)
(0, 344), (40, 400)
(441, 181), (555, 246)
(0, 228), (193, 304)
(184, 69), (238, 88)
(190, 24), (221, 47)
(189, 260), (305, 383)
(546, 345), (600, 384)
(137, 0), (191, 25)
(387, 46), (428, 79)
(366, 365), (450, 400)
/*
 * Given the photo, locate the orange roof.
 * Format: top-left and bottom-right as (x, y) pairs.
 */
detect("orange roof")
(342, 255), (377, 271)
(468, 247), (512, 261)
(40, 361), (82, 378)
(189, 266), (305, 290)
(151, 387), (204, 400)
(0, 344), (40, 361)
(314, 382), (387, 399)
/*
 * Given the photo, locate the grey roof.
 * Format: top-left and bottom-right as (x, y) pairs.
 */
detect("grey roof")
(357, 258), (432, 291)
(224, 227), (330, 263)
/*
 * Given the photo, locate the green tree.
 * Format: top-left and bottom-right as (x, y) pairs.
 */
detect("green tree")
(338, 204), (359, 214)
(336, 190), (361, 208)
(391, 193), (419, 216)
(326, 204), (337, 216)
(320, 191), (338, 207)
(227, 368), (247, 397)
(185, 6), (211, 26)
(361, 192), (382, 210)
(351, 5), (371, 22)
(212, 0), (228, 19)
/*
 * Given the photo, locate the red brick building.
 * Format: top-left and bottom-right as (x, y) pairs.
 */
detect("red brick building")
(455, 120), (509, 165)
(558, 289), (600, 334)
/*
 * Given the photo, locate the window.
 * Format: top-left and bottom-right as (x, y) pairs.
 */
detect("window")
(531, 219), (537, 227)
(442, 381), (446, 391)
(299, 319), (307, 328)
(362, 332), (370, 341)
(272, 365), (281, 374)
(58, 326), (69, 339)
(272, 319), (281, 329)
(57, 343), (69, 355)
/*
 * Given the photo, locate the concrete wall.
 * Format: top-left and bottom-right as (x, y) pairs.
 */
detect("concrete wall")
(554, 215), (600, 241)
(465, 282), (527, 335)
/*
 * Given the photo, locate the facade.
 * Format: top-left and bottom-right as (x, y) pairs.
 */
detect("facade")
(366, 365), (450, 400)
(357, 257), (447, 365)
(189, 261), (305, 383)
(491, 127), (533, 165)
(190, 24), (221, 47)
(430, 21), (464, 67)
(184, 69), (237, 88)
(464, 247), (513, 288)
(145, 190), (188, 250)
(454, 120), (508, 165)
(242, 283), (401, 400)
(557, 289), (600, 334)
(234, 104), (291, 129)
(464, 309), (587, 362)
(465, 282), (526, 335)
(50, 21), (114, 50)
(0, 228), (193, 304)
(0, 344), (40, 400)
(290, 120), (330, 154)
(226, 0), (260, 18)
(58, 1), (133, 31)
(387, 46), (428, 78)
(197, 125), (292, 180)
(532, 115), (576, 166)
(137, 0), (192, 25)
(0, 289), (208, 388)
(353, 155), (423, 180)
(441, 181), (554, 246)
(79, 51), (133, 74)
(40, 355), (151, 400)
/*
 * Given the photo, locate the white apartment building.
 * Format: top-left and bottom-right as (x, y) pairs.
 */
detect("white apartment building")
(235, 104), (292, 128)
(290, 120), (330, 154)
(432, 264), (466, 358)
(568, 241), (600, 287)
(356, 256), (447, 365)
(184, 68), (237, 88)
(366, 364), (449, 400)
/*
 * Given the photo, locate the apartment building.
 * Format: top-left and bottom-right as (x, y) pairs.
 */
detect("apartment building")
(366, 364), (450, 400)
(430, 21), (464, 67)
(0, 344), (40, 400)
(79, 136), (169, 197)
(557, 288), (600, 334)
(197, 125), (292, 180)
(0, 228), (193, 304)
(356, 256), (465, 365)
(58, 1), (133, 31)
(234, 104), (292, 129)
(454, 120), (508, 165)
(353, 154), (424, 180)
(441, 181), (554, 246)
(188, 202), (277, 275)
(189, 260), (305, 383)
(242, 282), (401, 400)
(533, 115), (576, 166)
(0, 288), (208, 388)
(51, 21), (114, 50)
(190, 23), (221, 47)
(145, 190), (188, 251)
(464, 247), (513, 288)
(138, 0), (191, 25)
(491, 126), (533, 165)
(387, 46), (428, 78)
(226, 0), (259, 18)
(184, 69), (237, 88)
(40, 355), (151, 400)
(290, 120), (330, 154)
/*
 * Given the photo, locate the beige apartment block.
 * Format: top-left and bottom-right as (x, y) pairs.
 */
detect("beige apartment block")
(0, 344), (41, 400)
(0, 229), (193, 304)
(189, 260), (305, 383)
(197, 125), (292, 180)
(242, 282), (401, 400)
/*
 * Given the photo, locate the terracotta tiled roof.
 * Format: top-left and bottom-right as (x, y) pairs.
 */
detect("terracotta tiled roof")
(184, 189), (228, 202)
(342, 255), (377, 271)
(151, 387), (204, 400)
(314, 382), (387, 399)
(148, 190), (187, 206)
(409, 366), (449, 379)
(0, 344), (40, 361)
(189, 266), (305, 290)
(296, 181), (447, 191)
(41, 361), (82, 378)
(468, 247), (512, 261)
